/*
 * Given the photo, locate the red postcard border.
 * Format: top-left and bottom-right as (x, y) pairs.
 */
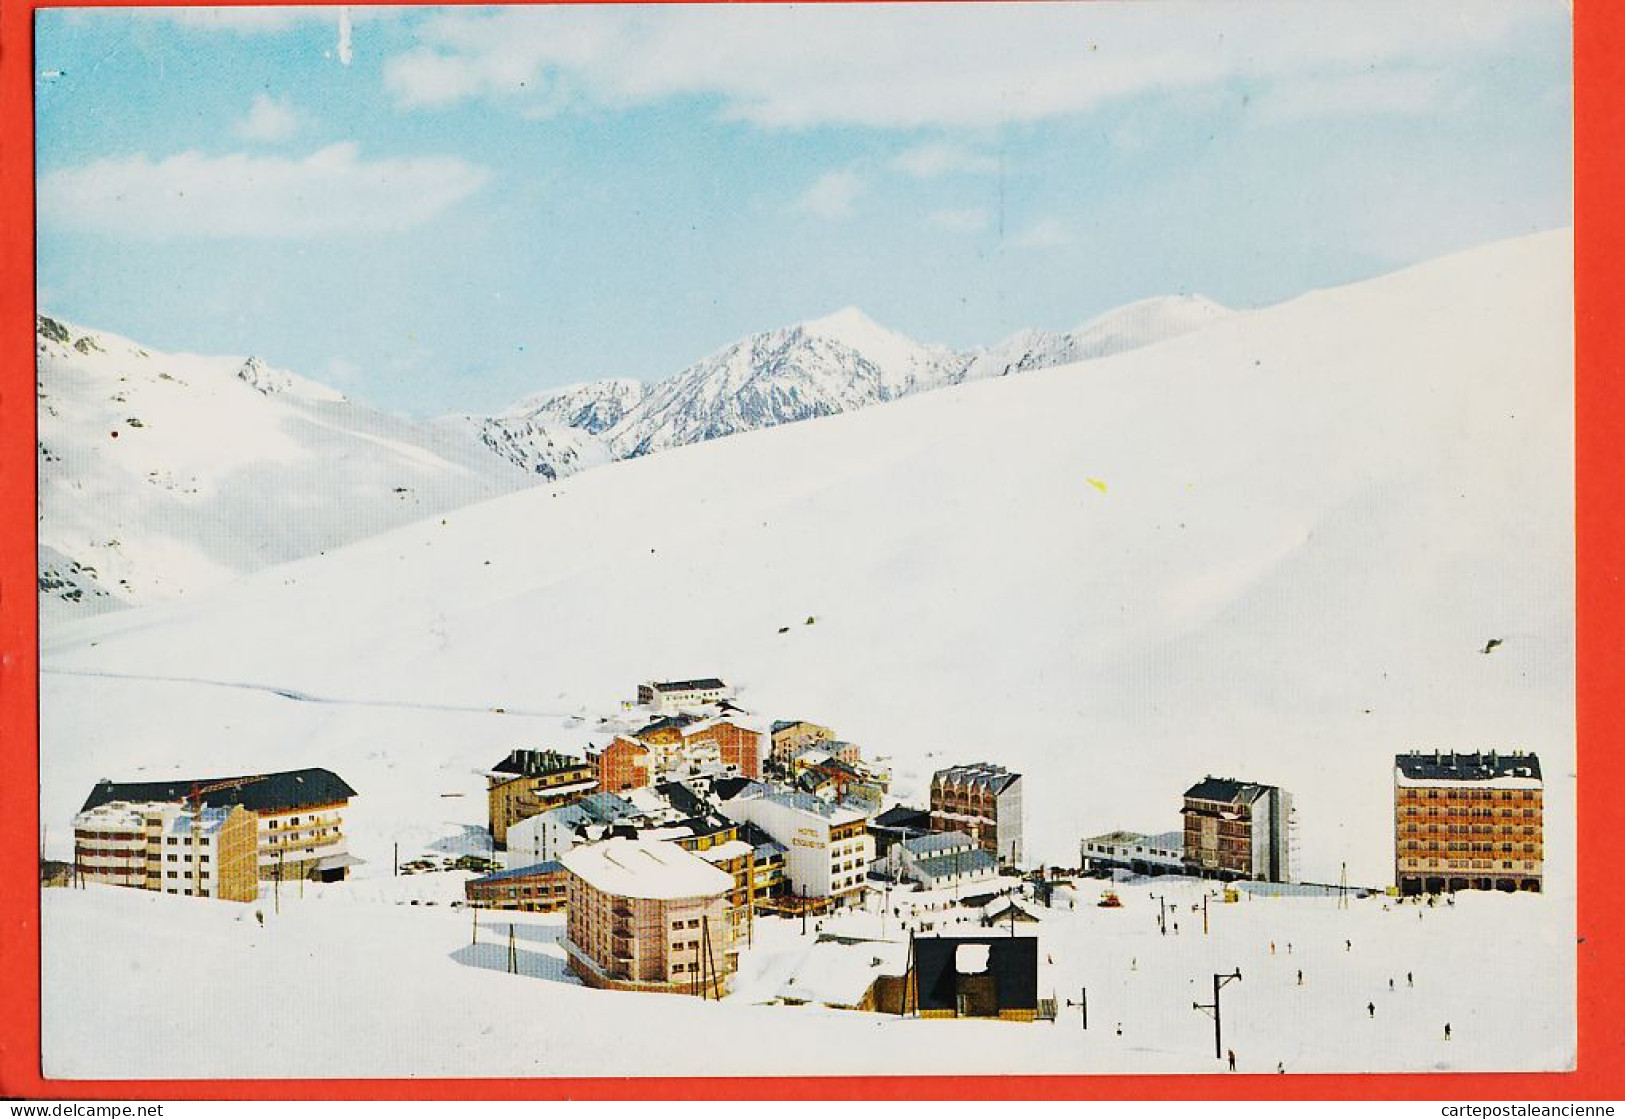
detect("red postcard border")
(1, 0), (1618, 1101)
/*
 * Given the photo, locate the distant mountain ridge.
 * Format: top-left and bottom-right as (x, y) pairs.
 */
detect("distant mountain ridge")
(37, 293), (1228, 613)
(590, 296), (1228, 458)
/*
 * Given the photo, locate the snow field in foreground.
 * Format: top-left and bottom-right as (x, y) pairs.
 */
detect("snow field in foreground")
(42, 874), (1570, 1078)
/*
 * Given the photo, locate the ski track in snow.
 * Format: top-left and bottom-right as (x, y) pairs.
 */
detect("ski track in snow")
(40, 666), (579, 718)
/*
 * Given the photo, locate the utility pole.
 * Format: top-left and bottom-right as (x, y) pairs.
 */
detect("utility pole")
(472, 904), (479, 945)
(1203, 892), (1210, 936)
(1339, 861), (1350, 910)
(801, 884), (808, 937)
(393, 842), (398, 878)
(507, 923), (517, 974)
(746, 845), (756, 949)
(703, 914), (721, 1001)
(900, 932), (917, 1017)
(1066, 987), (1088, 1029)
(1192, 968), (1242, 1060)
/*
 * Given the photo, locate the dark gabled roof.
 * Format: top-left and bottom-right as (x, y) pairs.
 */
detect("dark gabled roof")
(709, 776), (755, 803)
(1183, 776), (1273, 804)
(671, 813), (736, 840)
(80, 768), (356, 815)
(911, 936), (1038, 1013)
(634, 714), (700, 737)
(469, 860), (566, 886)
(1395, 750), (1542, 782)
(650, 678), (726, 693)
(874, 805), (931, 830)
(653, 779), (713, 819)
(490, 748), (590, 779)
(796, 769), (834, 792)
(931, 763), (1020, 794)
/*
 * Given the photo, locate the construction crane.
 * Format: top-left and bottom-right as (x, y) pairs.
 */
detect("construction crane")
(186, 775), (269, 898)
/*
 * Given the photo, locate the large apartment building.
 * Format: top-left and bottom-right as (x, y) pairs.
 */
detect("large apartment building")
(770, 719), (835, 763)
(928, 763), (1024, 867)
(72, 800), (259, 902)
(631, 715), (762, 779)
(78, 768), (358, 882)
(1180, 777), (1293, 882)
(637, 678), (730, 714)
(464, 860), (570, 912)
(1393, 750), (1543, 895)
(486, 749), (599, 849)
(560, 838), (737, 995)
(718, 785), (873, 906)
(591, 736), (655, 794)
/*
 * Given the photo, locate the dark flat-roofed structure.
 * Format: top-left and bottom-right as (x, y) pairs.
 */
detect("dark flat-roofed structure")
(903, 935), (1040, 1021)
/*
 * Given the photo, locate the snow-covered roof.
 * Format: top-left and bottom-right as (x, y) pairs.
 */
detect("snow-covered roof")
(981, 896), (1044, 922)
(559, 838), (733, 900)
(931, 763), (1019, 793)
(734, 783), (869, 824)
(72, 800), (171, 831)
(1395, 750), (1542, 785)
(775, 939), (908, 1007)
(696, 839), (754, 864)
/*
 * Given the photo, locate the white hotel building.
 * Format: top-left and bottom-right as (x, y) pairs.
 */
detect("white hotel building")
(719, 785), (873, 905)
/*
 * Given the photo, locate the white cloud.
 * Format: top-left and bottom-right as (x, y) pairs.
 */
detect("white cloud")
(926, 208), (990, 233)
(377, 3), (1548, 129)
(38, 143), (491, 240)
(130, 7), (394, 33)
(1248, 69), (1465, 125)
(1013, 218), (1074, 249)
(793, 170), (865, 220)
(234, 93), (300, 143)
(892, 142), (998, 179)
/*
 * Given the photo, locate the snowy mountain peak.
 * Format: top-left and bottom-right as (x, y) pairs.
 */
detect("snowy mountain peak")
(799, 306), (892, 347)
(1072, 294), (1229, 345)
(235, 356), (347, 403)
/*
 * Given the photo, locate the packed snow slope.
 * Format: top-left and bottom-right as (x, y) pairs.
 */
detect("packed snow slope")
(40, 230), (1574, 890)
(35, 319), (576, 617)
(42, 876), (1570, 1078)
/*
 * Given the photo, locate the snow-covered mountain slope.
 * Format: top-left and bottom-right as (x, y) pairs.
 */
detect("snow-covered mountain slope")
(35, 319), (545, 616)
(499, 377), (646, 435)
(432, 412), (612, 481)
(599, 307), (963, 458)
(960, 295), (1229, 381)
(598, 299), (1227, 458)
(40, 230), (1573, 894)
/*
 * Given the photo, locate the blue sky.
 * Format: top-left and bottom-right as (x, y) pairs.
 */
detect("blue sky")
(35, 3), (1571, 416)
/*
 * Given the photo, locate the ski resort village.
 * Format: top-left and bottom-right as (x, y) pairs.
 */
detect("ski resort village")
(34, 230), (1575, 1078)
